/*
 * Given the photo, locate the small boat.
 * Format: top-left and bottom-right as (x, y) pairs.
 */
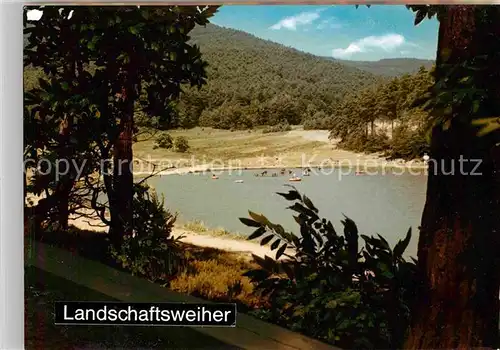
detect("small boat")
(234, 180), (244, 183)
(355, 171), (366, 176)
(289, 177), (302, 182)
(211, 175), (219, 179)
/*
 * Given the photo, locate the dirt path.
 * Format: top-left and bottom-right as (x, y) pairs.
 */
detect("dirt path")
(172, 228), (291, 260)
(64, 213), (289, 260)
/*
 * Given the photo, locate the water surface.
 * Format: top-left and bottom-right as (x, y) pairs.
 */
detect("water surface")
(148, 169), (427, 258)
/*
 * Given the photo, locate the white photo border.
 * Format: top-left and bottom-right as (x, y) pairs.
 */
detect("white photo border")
(0, 2), (24, 349)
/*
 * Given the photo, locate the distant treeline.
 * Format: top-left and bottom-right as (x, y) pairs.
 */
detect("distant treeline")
(327, 66), (434, 160)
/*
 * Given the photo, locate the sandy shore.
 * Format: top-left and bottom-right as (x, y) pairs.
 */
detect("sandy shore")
(133, 157), (428, 177)
(63, 212), (291, 260)
(172, 229), (292, 260)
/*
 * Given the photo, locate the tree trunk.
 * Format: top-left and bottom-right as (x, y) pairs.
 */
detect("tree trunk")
(53, 115), (74, 231)
(109, 87), (135, 246)
(405, 6), (500, 349)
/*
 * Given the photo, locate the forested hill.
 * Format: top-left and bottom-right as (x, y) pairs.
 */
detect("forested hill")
(333, 58), (434, 77)
(188, 23), (383, 96)
(169, 24), (384, 129)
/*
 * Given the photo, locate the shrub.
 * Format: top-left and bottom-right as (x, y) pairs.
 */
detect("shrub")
(363, 133), (390, 153)
(110, 183), (184, 284)
(153, 133), (173, 150)
(174, 136), (190, 153)
(339, 131), (389, 154)
(239, 186), (418, 349)
(386, 125), (429, 160)
(303, 111), (334, 130)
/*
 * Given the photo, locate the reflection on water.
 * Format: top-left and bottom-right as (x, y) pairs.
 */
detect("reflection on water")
(147, 169), (427, 258)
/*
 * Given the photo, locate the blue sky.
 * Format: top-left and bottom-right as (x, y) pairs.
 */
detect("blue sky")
(210, 5), (438, 61)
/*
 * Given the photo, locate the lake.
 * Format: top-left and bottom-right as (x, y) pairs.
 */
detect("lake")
(147, 168), (427, 258)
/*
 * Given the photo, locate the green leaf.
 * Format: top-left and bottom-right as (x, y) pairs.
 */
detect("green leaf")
(342, 216), (358, 240)
(260, 235), (274, 246)
(393, 227), (411, 259)
(248, 211), (270, 226)
(128, 26), (139, 35)
(302, 195), (318, 213)
(414, 9), (426, 25)
(459, 76), (472, 84)
(376, 234), (391, 251)
(288, 203), (317, 218)
(325, 300), (338, 309)
(276, 190), (302, 201)
(248, 226), (266, 240)
(293, 215), (302, 225)
(276, 244), (287, 260)
(239, 217), (261, 227)
(272, 224), (286, 236)
(270, 239), (281, 250)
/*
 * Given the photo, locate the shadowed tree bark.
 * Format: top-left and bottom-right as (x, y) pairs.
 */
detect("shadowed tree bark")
(405, 6), (500, 348)
(109, 84), (136, 245)
(54, 115), (73, 230)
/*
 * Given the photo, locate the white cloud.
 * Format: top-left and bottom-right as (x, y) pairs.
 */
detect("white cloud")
(270, 9), (325, 31)
(316, 18), (342, 30)
(26, 9), (43, 21)
(332, 34), (405, 58)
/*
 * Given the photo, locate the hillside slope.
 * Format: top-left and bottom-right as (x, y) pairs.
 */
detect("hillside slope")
(166, 24), (386, 128)
(186, 24), (383, 108)
(334, 58), (434, 77)
(189, 24), (383, 95)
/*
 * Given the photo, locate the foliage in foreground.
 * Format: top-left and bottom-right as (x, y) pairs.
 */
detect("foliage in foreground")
(110, 184), (184, 284)
(239, 186), (418, 349)
(170, 247), (265, 309)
